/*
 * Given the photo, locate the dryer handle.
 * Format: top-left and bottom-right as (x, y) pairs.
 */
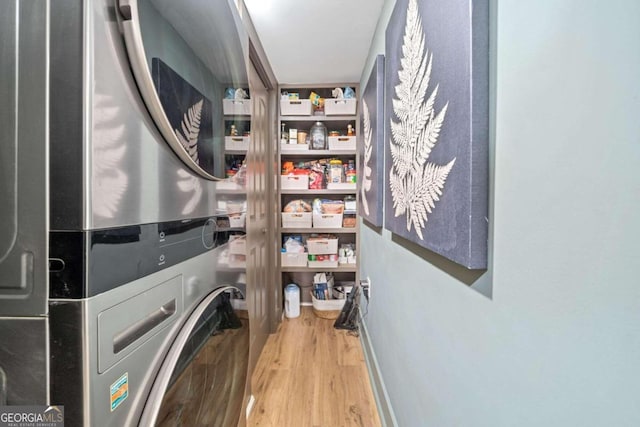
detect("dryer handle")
(113, 299), (177, 354)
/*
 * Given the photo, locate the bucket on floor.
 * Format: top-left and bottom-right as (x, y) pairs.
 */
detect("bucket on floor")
(284, 284), (300, 318)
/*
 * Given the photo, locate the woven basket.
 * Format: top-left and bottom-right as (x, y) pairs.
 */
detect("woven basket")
(312, 307), (342, 320)
(310, 292), (345, 320)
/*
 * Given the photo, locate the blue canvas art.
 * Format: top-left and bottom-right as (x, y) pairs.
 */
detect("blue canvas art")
(384, 0), (489, 269)
(359, 55), (385, 227)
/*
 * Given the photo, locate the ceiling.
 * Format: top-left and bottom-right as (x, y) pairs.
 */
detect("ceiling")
(244, 0), (385, 85)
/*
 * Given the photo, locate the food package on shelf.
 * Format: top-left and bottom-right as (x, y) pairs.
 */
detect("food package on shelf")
(312, 199), (344, 214)
(283, 236), (305, 253)
(283, 199), (312, 213)
(312, 273), (335, 300)
(342, 214), (356, 228)
(308, 164), (325, 189)
(281, 235), (308, 267)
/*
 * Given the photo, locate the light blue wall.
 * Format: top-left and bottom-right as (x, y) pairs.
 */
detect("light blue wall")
(360, 0), (640, 425)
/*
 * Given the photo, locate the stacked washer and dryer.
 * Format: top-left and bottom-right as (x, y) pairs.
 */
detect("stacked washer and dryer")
(0, 0), (253, 425)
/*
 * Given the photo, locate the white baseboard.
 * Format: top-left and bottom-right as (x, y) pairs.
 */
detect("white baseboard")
(359, 310), (398, 427)
(246, 394), (256, 419)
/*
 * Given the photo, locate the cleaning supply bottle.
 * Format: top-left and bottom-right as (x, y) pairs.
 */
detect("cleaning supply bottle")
(284, 284), (300, 318)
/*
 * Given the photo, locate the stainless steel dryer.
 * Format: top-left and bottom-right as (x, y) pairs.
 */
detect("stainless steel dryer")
(1, 0), (252, 425)
(51, 248), (250, 426)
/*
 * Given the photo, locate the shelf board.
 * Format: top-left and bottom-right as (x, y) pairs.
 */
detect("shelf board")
(217, 266), (247, 272)
(280, 115), (357, 122)
(281, 227), (356, 234)
(280, 149), (356, 156)
(225, 150), (248, 155)
(217, 227), (246, 233)
(281, 189), (356, 195)
(216, 189), (247, 195)
(281, 265), (357, 273)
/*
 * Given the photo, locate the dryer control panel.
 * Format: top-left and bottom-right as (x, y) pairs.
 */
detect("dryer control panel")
(49, 216), (238, 299)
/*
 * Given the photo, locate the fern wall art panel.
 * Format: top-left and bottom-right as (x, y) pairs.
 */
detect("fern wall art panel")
(359, 54), (385, 227)
(384, 0), (489, 269)
(152, 58), (214, 175)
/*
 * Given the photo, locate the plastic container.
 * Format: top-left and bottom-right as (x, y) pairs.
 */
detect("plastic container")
(284, 284), (300, 318)
(309, 121), (327, 150)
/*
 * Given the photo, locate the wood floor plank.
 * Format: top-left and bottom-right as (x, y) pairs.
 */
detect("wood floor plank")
(248, 307), (381, 427)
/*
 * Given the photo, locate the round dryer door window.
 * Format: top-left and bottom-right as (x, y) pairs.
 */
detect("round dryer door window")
(118, 0), (249, 180)
(140, 286), (250, 426)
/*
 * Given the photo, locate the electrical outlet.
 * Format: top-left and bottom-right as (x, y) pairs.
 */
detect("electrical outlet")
(366, 276), (371, 299)
(361, 277), (372, 300)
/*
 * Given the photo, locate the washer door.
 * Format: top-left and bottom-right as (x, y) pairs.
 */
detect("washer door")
(118, 0), (249, 180)
(140, 286), (249, 426)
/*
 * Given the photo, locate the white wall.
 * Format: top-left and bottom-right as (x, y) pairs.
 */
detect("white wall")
(360, 0), (640, 425)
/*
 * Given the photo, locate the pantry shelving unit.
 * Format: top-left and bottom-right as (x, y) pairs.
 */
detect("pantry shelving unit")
(222, 92), (251, 177)
(215, 92), (251, 275)
(277, 83), (360, 306)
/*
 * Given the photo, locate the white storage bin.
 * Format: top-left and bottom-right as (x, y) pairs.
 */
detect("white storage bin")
(225, 136), (250, 151)
(281, 252), (308, 267)
(308, 259), (339, 269)
(228, 236), (246, 255)
(280, 174), (309, 190)
(307, 237), (339, 255)
(324, 98), (357, 116)
(326, 182), (356, 190)
(223, 99), (251, 115)
(281, 143), (309, 152)
(328, 136), (356, 150)
(231, 297), (247, 311)
(313, 213), (343, 228)
(228, 213), (246, 228)
(280, 99), (312, 116)
(228, 254), (246, 269)
(216, 180), (243, 190)
(281, 212), (312, 228)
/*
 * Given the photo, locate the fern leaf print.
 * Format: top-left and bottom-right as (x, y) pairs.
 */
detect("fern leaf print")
(361, 100), (374, 216)
(175, 99), (203, 165)
(389, 0), (456, 239)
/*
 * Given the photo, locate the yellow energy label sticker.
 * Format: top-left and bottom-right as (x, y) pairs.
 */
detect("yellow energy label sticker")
(110, 373), (129, 412)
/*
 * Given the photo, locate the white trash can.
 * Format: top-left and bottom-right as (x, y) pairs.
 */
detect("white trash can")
(284, 284), (300, 318)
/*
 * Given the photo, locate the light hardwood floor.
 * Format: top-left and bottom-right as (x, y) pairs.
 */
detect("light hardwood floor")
(247, 307), (381, 427)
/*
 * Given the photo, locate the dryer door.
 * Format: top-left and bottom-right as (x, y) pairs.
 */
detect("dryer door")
(118, 0), (249, 180)
(139, 286), (249, 426)
(0, 0), (49, 317)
